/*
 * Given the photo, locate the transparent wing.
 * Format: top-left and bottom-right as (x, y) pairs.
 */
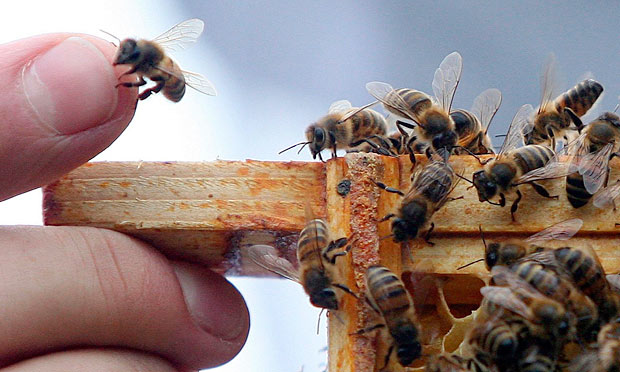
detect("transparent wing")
(516, 144), (575, 184)
(247, 244), (300, 282)
(538, 53), (558, 113)
(338, 100), (380, 122)
(578, 142), (614, 194)
(518, 250), (561, 270)
(411, 160), (455, 199)
(524, 218), (583, 244)
(366, 81), (419, 122)
(328, 100), (352, 114)
(182, 70), (217, 96)
(432, 51), (463, 111)
(486, 266), (550, 317)
(564, 131), (591, 173)
(152, 18), (204, 53)
(471, 88), (502, 135)
(498, 104), (535, 157)
(593, 180), (620, 209)
(607, 274), (620, 295)
(480, 286), (531, 320)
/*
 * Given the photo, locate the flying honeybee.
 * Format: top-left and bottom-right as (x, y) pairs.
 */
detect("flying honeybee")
(470, 103), (577, 221)
(112, 18), (217, 102)
(247, 206), (355, 310)
(566, 111), (620, 208)
(366, 51), (463, 162)
(375, 156), (459, 246)
(357, 265), (422, 368)
(524, 55), (604, 147)
(279, 100), (387, 161)
(451, 88), (502, 155)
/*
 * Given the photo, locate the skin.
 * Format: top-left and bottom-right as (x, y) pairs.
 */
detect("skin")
(0, 34), (249, 371)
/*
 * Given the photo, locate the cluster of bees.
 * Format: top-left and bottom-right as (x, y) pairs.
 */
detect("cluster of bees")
(250, 50), (620, 372)
(107, 19), (620, 372)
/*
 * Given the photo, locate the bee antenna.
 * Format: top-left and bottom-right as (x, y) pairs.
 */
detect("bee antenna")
(495, 134), (507, 138)
(479, 225), (488, 250)
(614, 101), (619, 113)
(455, 173), (474, 184)
(99, 29), (121, 44)
(279, 141), (310, 155)
(296, 142), (309, 154)
(456, 258), (484, 270)
(316, 308), (325, 335)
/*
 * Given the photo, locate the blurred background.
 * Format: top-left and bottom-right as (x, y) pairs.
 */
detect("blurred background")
(1, 1), (619, 371)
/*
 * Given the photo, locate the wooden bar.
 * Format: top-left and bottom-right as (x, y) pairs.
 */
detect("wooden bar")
(42, 155), (620, 371)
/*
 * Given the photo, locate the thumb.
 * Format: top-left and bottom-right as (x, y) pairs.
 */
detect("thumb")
(0, 33), (137, 201)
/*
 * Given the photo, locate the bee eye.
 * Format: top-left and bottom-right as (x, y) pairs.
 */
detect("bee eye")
(314, 128), (325, 145)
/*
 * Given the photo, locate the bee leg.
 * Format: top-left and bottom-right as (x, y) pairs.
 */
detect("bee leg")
(423, 222), (435, 246)
(317, 152), (326, 163)
(510, 190), (522, 222)
(529, 182), (557, 199)
(564, 107), (583, 132)
(138, 79), (165, 101)
(498, 193), (506, 207)
(333, 283), (358, 299)
(405, 136), (418, 168)
(324, 237), (350, 264)
(396, 120), (415, 134)
(117, 65), (138, 79)
(374, 181), (405, 196)
(351, 323), (385, 336)
(379, 213), (396, 222)
(380, 344), (395, 371)
(115, 76), (147, 89)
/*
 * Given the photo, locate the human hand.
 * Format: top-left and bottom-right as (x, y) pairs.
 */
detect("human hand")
(0, 34), (249, 371)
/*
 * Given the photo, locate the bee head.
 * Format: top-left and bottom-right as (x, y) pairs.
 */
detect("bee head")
(113, 39), (142, 65)
(305, 125), (327, 159)
(391, 323), (421, 365)
(484, 242), (500, 269)
(431, 130), (458, 154)
(391, 201), (426, 242)
(309, 288), (338, 310)
(485, 242), (525, 270)
(473, 170), (497, 201)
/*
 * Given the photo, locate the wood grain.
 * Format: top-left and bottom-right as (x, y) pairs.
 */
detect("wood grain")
(42, 154), (620, 371)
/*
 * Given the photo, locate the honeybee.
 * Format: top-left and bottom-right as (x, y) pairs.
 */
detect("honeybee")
(566, 112), (620, 208)
(459, 218), (583, 271)
(279, 100), (387, 161)
(366, 51), (462, 161)
(482, 266), (574, 343)
(451, 88), (502, 155)
(524, 56), (604, 147)
(247, 207), (355, 310)
(518, 342), (558, 372)
(471, 103), (576, 221)
(113, 18), (217, 102)
(426, 353), (494, 372)
(375, 156), (458, 245)
(569, 322), (620, 372)
(529, 245), (620, 323)
(360, 265), (422, 368)
(463, 317), (519, 370)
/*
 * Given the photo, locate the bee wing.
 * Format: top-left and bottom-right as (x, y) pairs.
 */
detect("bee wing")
(480, 286), (531, 320)
(471, 88), (502, 135)
(366, 81), (419, 123)
(578, 142), (614, 194)
(593, 180), (620, 209)
(328, 100), (353, 114)
(524, 218), (583, 244)
(515, 144), (576, 184)
(487, 266), (549, 310)
(337, 101), (381, 123)
(181, 70), (217, 96)
(432, 51), (462, 112)
(412, 160), (455, 199)
(152, 18), (205, 53)
(607, 274), (620, 295)
(497, 104), (535, 158)
(247, 244), (300, 282)
(519, 250), (561, 269)
(538, 53), (558, 114)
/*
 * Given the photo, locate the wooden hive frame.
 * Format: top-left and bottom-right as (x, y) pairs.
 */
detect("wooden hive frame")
(42, 153), (620, 372)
